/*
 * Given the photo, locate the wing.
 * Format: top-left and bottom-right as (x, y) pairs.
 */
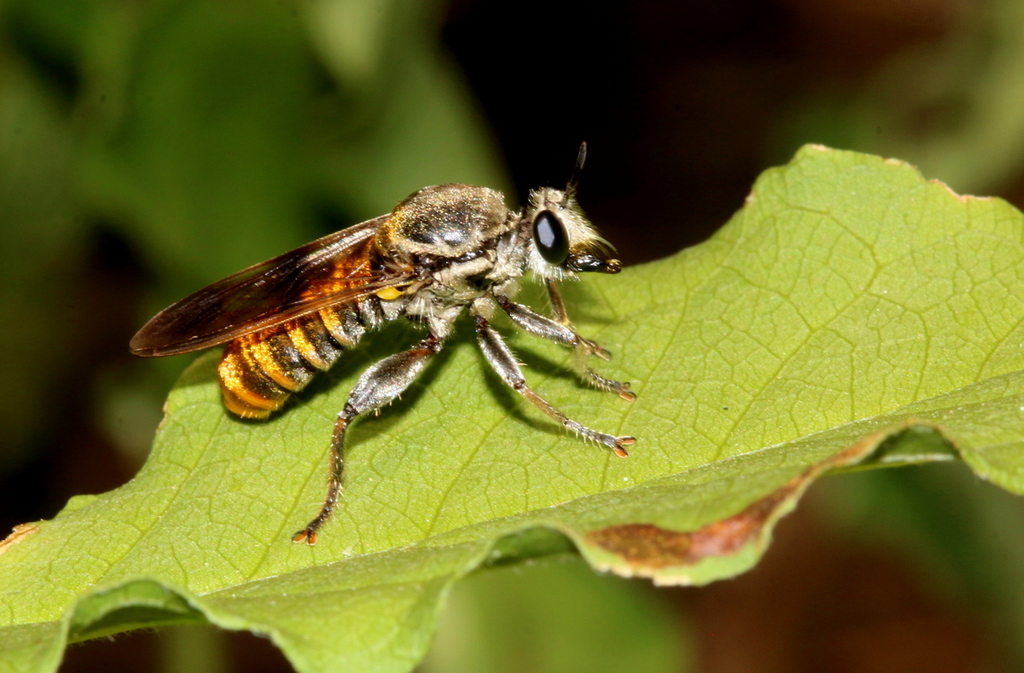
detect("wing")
(130, 215), (416, 356)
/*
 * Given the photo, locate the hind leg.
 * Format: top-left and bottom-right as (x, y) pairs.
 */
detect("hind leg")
(292, 335), (442, 544)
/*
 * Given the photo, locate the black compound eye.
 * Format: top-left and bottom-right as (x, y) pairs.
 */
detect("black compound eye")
(533, 210), (569, 265)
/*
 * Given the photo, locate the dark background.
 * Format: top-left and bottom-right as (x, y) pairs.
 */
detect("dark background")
(1, 0), (1022, 671)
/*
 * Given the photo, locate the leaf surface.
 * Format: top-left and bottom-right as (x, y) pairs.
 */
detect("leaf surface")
(3, 146), (1024, 672)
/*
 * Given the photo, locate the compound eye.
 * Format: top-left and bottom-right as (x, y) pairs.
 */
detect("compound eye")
(533, 210), (570, 265)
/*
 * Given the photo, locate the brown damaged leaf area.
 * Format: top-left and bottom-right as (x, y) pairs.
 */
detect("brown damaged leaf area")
(0, 524), (39, 557)
(584, 423), (931, 580)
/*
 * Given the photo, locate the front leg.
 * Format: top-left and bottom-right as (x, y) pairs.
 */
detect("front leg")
(495, 295), (635, 401)
(545, 279), (572, 327)
(545, 279), (610, 359)
(475, 314), (634, 456)
(292, 334), (443, 544)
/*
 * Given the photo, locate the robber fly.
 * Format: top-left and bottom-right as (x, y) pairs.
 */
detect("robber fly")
(131, 144), (635, 544)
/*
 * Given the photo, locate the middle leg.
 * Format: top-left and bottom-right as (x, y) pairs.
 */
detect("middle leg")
(474, 314), (634, 456)
(495, 295), (635, 401)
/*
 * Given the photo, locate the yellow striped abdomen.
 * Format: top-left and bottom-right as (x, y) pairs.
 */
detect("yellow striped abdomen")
(217, 303), (369, 418)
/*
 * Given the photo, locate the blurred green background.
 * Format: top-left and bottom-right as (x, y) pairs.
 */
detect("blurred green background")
(2, 0), (1024, 671)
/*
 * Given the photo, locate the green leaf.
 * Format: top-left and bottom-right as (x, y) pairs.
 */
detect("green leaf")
(421, 554), (691, 673)
(2, 146), (1024, 672)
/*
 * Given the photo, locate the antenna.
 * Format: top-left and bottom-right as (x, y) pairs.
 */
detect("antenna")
(566, 142), (587, 199)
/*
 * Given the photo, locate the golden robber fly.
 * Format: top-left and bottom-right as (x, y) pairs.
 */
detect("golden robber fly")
(131, 144), (635, 544)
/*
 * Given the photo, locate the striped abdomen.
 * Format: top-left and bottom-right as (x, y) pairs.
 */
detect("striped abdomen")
(217, 299), (384, 418)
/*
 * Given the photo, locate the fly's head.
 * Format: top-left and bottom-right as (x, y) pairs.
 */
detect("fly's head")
(521, 186), (621, 282)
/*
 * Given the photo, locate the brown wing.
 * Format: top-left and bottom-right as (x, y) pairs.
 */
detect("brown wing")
(130, 215), (416, 357)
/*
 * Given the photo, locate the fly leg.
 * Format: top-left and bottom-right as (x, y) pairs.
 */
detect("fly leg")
(474, 314), (634, 456)
(545, 279), (572, 327)
(496, 293), (635, 402)
(545, 279), (616, 359)
(545, 279), (610, 356)
(292, 334), (443, 544)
